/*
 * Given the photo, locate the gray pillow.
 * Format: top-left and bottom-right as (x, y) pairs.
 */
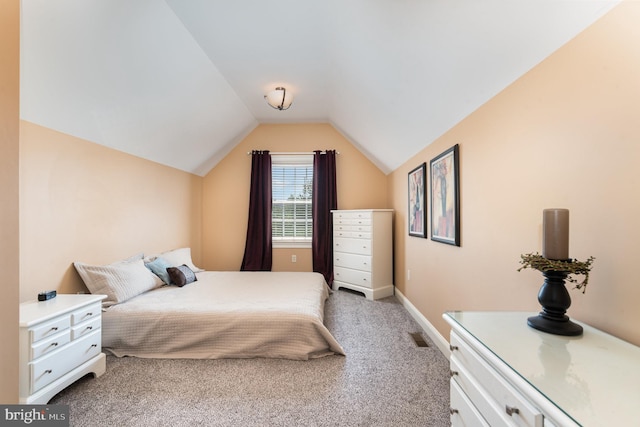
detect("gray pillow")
(166, 264), (197, 287)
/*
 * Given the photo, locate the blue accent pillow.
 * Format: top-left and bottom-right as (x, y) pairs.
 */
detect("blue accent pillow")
(144, 257), (173, 285)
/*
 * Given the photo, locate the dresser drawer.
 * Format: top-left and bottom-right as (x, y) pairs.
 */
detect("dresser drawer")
(334, 252), (372, 272)
(452, 355), (521, 427)
(71, 302), (101, 325)
(30, 330), (102, 394)
(333, 219), (371, 232)
(333, 211), (372, 221)
(334, 230), (371, 239)
(451, 332), (543, 427)
(71, 315), (101, 340)
(30, 329), (71, 360)
(334, 237), (371, 255)
(334, 223), (372, 232)
(451, 377), (490, 427)
(334, 266), (373, 288)
(30, 316), (71, 344)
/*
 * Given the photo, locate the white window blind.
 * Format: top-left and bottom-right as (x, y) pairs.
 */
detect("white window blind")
(271, 154), (313, 247)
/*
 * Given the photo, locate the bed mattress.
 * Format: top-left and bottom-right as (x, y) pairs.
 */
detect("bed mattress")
(102, 271), (345, 360)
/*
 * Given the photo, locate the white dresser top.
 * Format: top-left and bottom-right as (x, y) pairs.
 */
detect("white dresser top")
(331, 209), (393, 212)
(444, 311), (640, 427)
(20, 294), (106, 327)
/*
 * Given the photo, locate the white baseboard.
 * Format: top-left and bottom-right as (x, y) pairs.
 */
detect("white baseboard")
(395, 289), (450, 357)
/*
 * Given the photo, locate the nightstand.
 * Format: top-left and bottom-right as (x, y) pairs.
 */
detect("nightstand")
(19, 294), (107, 404)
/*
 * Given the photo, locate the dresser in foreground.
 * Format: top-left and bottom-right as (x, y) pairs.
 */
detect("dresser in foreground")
(20, 294), (106, 404)
(444, 311), (639, 427)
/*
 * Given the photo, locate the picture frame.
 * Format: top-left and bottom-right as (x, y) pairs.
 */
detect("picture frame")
(430, 144), (460, 246)
(408, 162), (427, 237)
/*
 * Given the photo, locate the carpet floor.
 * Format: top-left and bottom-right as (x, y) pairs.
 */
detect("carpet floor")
(50, 289), (451, 426)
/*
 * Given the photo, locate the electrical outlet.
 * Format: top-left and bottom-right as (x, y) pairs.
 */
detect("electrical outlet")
(291, 254), (297, 263)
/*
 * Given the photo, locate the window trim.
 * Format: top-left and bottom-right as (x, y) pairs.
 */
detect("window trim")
(271, 154), (313, 249)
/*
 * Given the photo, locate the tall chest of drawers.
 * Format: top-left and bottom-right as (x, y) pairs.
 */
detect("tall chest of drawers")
(331, 209), (394, 300)
(19, 294), (107, 404)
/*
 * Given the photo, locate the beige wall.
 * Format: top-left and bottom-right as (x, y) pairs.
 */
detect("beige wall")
(390, 1), (640, 346)
(19, 121), (203, 300)
(201, 123), (389, 271)
(0, 0), (20, 404)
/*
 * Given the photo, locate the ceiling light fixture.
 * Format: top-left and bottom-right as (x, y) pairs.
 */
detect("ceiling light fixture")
(264, 87), (293, 110)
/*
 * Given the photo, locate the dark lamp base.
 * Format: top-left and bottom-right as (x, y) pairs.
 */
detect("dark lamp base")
(528, 269), (584, 336)
(527, 314), (583, 336)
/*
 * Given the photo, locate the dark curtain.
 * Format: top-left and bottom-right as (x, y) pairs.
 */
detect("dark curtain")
(312, 150), (337, 286)
(240, 150), (272, 271)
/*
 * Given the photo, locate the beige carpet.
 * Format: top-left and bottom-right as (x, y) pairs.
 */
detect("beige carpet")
(50, 289), (450, 426)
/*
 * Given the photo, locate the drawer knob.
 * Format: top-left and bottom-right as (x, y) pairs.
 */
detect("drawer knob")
(449, 408), (459, 415)
(91, 344), (97, 348)
(449, 370), (458, 377)
(50, 327), (58, 332)
(449, 345), (459, 351)
(86, 326), (93, 330)
(44, 369), (53, 375)
(49, 342), (58, 348)
(505, 406), (520, 416)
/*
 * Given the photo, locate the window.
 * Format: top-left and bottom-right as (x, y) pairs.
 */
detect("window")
(271, 154), (313, 248)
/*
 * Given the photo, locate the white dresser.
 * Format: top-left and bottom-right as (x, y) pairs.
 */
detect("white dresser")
(19, 294), (107, 404)
(331, 209), (394, 300)
(443, 311), (640, 427)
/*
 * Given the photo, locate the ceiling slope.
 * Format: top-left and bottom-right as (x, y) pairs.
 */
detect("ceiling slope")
(21, 0), (619, 176)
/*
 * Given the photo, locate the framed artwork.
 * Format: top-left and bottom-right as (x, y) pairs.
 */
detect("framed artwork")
(408, 162), (426, 237)
(430, 144), (460, 246)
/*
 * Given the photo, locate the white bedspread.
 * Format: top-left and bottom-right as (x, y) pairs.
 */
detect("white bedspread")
(102, 271), (345, 360)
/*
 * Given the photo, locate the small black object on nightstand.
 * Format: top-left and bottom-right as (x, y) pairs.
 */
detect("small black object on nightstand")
(38, 290), (57, 301)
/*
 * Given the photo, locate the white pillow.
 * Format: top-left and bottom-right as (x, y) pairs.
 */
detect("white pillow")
(74, 258), (163, 307)
(156, 247), (204, 273)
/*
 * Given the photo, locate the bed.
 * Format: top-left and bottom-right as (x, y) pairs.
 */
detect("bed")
(102, 271), (344, 360)
(74, 251), (344, 360)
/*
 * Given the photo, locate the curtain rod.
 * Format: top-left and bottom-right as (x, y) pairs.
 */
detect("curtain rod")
(247, 151), (340, 155)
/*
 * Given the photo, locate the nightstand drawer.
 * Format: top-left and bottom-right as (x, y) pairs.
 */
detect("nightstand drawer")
(30, 329), (71, 360)
(451, 332), (543, 427)
(30, 330), (101, 394)
(71, 302), (101, 325)
(30, 317), (71, 344)
(71, 316), (101, 340)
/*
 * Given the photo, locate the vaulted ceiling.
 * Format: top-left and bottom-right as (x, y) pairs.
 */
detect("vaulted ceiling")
(20, 0), (619, 176)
